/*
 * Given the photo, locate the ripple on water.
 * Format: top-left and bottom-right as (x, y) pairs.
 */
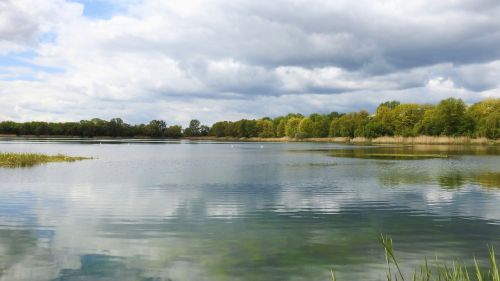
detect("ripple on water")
(0, 141), (499, 281)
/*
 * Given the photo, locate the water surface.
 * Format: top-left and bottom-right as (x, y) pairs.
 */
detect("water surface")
(0, 139), (499, 281)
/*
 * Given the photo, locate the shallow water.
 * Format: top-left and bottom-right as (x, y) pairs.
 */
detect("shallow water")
(0, 139), (499, 281)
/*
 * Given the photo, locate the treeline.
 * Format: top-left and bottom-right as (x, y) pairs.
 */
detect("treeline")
(0, 118), (209, 138)
(0, 98), (498, 139)
(210, 98), (499, 139)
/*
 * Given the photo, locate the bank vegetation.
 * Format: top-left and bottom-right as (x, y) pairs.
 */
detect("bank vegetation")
(1, 98), (498, 142)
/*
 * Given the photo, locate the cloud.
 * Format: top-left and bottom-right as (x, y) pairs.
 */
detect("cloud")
(0, 0), (82, 53)
(0, 0), (499, 125)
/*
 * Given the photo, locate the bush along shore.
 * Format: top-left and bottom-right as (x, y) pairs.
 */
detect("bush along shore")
(331, 235), (499, 281)
(0, 97), (499, 140)
(0, 153), (91, 168)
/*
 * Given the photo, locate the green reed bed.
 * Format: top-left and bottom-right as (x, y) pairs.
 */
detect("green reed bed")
(332, 235), (499, 281)
(0, 152), (91, 167)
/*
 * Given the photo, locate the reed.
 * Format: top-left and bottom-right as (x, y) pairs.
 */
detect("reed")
(370, 136), (495, 145)
(186, 136), (498, 144)
(332, 235), (499, 281)
(0, 152), (91, 167)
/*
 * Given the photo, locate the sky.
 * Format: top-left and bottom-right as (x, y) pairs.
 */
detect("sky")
(0, 0), (499, 126)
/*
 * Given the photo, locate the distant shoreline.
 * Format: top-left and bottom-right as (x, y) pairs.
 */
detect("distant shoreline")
(183, 136), (499, 145)
(1, 135), (498, 145)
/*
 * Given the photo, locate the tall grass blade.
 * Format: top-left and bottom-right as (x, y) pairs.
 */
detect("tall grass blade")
(490, 246), (499, 281)
(329, 236), (498, 281)
(379, 234), (405, 281)
(331, 269), (337, 281)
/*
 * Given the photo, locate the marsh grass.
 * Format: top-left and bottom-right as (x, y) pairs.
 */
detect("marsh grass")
(332, 235), (499, 281)
(361, 136), (495, 145)
(187, 136), (498, 145)
(0, 152), (91, 167)
(329, 150), (449, 160)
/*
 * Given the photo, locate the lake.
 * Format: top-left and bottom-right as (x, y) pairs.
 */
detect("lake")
(0, 139), (499, 281)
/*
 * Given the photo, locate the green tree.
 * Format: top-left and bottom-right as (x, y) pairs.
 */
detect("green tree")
(200, 125), (210, 136)
(184, 119), (201, 137)
(108, 118), (126, 137)
(379, 100), (400, 109)
(297, 117), (314, 139)
(418, 98), (471, 136)
(256, 119), (274, 138)
(147, 120), (166, 137)
(165, 125), (182, 138)
(392, 104), (426, 136)
(372, 105), (395, 136)
(285, 117), (302, 138)
(210, 122), (227, 137)
(224, 122), (236, 137)
(276, 119), (286, 137)
(1, 98), (498, 140)
(0, 121), (19, 135)
(308, 113), (330, 137)
(415, 106), (439, 135)
(328, 112), (342, 119)
(330, 111), (369, 138)
(436, 98), (470, 135)
(468, 98), (500, 138)
(234, 119), (258, 138)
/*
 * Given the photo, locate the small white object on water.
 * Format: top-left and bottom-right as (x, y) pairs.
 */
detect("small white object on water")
(260, 145), (264, 149)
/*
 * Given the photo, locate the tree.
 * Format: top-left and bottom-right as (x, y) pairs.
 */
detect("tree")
(372, 105), (395, 136)
(108, 118), (125, 137)
(80, 120), (96, 137)
(224, 122), (236, 137)
(245, 120), (258, 137)
(233, 119), (258, 138)
(312, 115), (330, 137)
(276, 119), (286, 137)
(200, 125), (210, 136)
(379, 100), (400, 109)
(415, 106), (439, 135)
(165, 125), (182, 138)
(420, 98), (471, 136)
(297, 118), (314, 139)
(391, 104), (426, 136)
(0, 121), (19, 135)
(1, 98), (498, 140)
(147, 120), (166, 137)
(286, 113), (304, 119)
(256, 119), (274, 138)
(329, 111), (369, 138)
(210, 121), (227, 137)
(328, 112), (342, 119)
(468, 98), (500, 138)
(285, 117), (302, 138)
(184, 119), (201, 137)
(437, 98), (470, 135)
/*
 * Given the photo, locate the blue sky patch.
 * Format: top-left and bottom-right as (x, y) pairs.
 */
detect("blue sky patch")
(69, 0), (136, 19)
(0, 51), (64, 81)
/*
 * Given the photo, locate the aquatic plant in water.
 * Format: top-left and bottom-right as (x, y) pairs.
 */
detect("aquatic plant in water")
(0, 152), (91, 167)
(331, 235), (499, 281)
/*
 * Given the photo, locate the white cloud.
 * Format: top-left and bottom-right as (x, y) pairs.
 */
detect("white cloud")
(0, 0), (499, 125)
(0, 0), (82, 53)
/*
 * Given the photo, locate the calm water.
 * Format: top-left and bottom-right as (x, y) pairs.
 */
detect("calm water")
(0, 139), (499, 281)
